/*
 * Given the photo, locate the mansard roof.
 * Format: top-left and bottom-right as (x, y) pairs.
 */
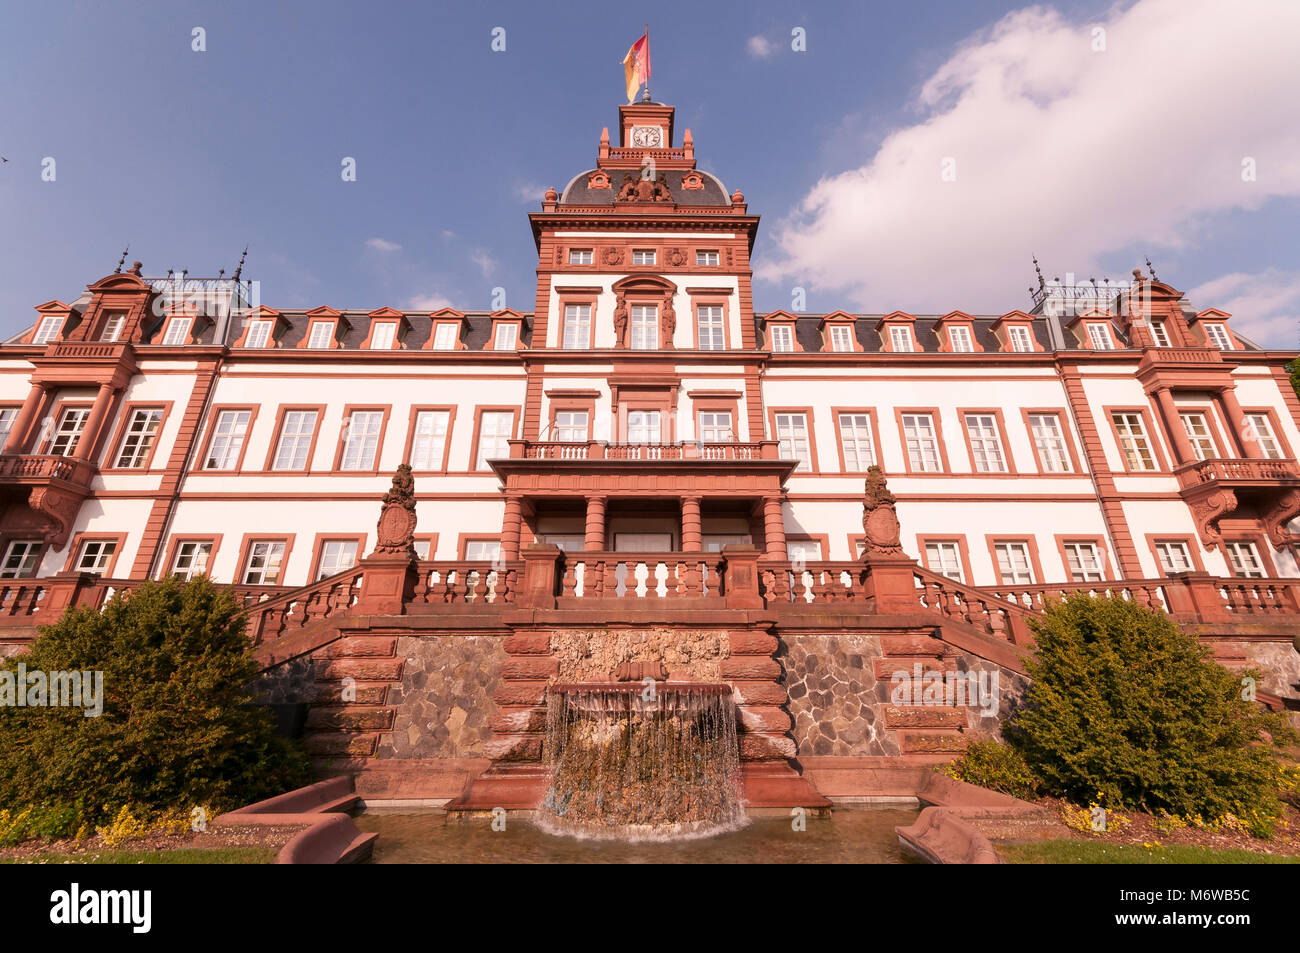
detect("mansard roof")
(558, 168), (731, 207)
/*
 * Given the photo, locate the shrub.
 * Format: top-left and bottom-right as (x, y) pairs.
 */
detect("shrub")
(941, 740), (1039, 800)
(0, 575), (311, 832)
(1007, 593), (1295, 828)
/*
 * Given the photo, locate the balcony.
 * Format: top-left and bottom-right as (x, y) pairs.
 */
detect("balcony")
(512, 440), (778, 461)
(0, 453), (96, 486)
(0, 454), (98, 549)
(1175, 457), (1300, 491)
(1174, 456), (1300, 548)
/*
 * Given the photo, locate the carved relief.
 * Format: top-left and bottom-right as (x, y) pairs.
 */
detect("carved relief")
(680, 171), (704, 191)
(615, 172), (672, 203)
(1188, 487), (1238, 548)
(373, 464), (418, 558)
(28, 485), (83, 550)
(587, 170), (611, 190)
(861, 466), (904, 556)
(602, 246), (623, 266)
(660, 293), (676, 348)
(1264, 488), (1300, 547)
(666, 247), (687, 268)
(612, 294), (628, 349)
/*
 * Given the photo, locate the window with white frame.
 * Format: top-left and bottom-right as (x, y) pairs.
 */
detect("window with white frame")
(244, 320), (273, 348)
(162, 317), (192, 346)
(1028, 413), (1071, 472)
(100, 313), (125, 342)
(626, 410), (661, 444)
(902, 413), (941, 472)
(1179, 412), (1219, 461)
(630, 306), (658, 350)
(965, 414), (1007, 472)
(493, 323), (518, 350)
(272, 410), (319, 471)
(561, 305), (591, 349)
(475, 411), (514, 468)
(340, 410), (384, 470)
(775, 412), (812, 471)
(552, 410), (589, 443)
(697, 411), (733, 444)
(1155, 540), (1194, 575)
(889, 325), (915, 352)
(568, 248), (593, 265)
(1150, 321), (1171, 347)
(696, 250), (719, 266)
(32, 315), (64, 345)
(1203, 323), (1233, 350)
(837, 413), (876, 470)
(787, 539), (823, 563)
(829, 325), (854, 352)
(0, 407), (17, 450)
(204, 410), (251, 470)
(465, 539), (502, 562)
(1225, 541), (1265, 578)
(369, 322), (396, 349)
(1244, 413), (1283, 459)
(1008, 326), (1034, 352)
(924, 542), (965, 582)
(948, 326), (974, 353)
(431, 323), (458, 350)
(632, 249), (656, 266)
(1087, 323), (1115, 350)
(306, 322), (334, 349)
(994, 542), (1035, 585)
(170, 541), (212, 581)
(704, 534), (752, 553)
(316, 540), (358, 580)
(697, 306), (725, 350)
(1063, 541), (1105, 582)
(1111, 412), (1156, 471)
(114, 408), (164, 468)
(243, 541), (286, 585)
(410, 410), (450, 469)
(0, 540), (42, 578)
(76, 539), (117, 576)
(769, 325), (794, 352)
(413, 539), (431, 560)
(48, 407), (90, 456)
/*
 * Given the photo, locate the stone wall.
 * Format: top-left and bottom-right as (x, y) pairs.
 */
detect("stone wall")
(253, 655), (319, 705)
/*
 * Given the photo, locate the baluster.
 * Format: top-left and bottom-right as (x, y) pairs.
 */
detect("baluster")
(604, 559), (621, 598)
(561, 560), (578, 599)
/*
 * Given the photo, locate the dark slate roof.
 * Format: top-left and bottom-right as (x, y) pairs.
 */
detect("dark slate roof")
(559, 169), (730, 207)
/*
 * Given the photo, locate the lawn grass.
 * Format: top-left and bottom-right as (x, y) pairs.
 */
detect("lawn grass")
(1000, 840), (1300, 865)
(0, 847), (276, 865)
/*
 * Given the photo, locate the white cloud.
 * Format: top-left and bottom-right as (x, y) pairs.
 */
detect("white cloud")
(760, 0), (1300, 335)
(747, 35), (775, 59)
(1189, 269), (1300, 349)
(406, 292), (454, 311)
(514, 182), (548, 204)
(470, 248), (497, 278)
(364, 237), (401, 252)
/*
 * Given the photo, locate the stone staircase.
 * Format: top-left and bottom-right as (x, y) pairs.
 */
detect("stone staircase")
(876, 629), (975, 758)
(303, 635), (402, 767)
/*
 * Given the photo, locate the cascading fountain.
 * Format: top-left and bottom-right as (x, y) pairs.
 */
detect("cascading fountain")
(539, 673), (745, 840)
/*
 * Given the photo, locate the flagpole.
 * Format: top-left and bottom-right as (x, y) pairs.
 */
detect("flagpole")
(642, 24), (651, 102)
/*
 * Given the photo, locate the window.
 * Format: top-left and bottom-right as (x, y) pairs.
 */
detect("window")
(1063, 542), (1105, 582)
(696, 250), (719, 266)
(788, 539), (823, 563)
(307, 322), (334, 349)
(1155, 540), (1194, 575)
(697, 306), (725, 350)
(244, 320), (273, 348)
(1244, 414), (1283, 459)
(48, 408), (90, 456)
(1203, 323), (1233, 350)
(369, 323), (396, 349)
(948, 326), (974, 353)
(902, 413), (941, 472)
(1112, 412), (1156, 471)
(171, 541), (212, 581)
(924, 542), (965, 582)
(272, 410), (319, 471)
(413, 539), (432, 560)
(432, 323), (458, 350)
(100, 313), (125, 342)
(32, 315), (64, 345)
(829, 325), (854, 352)
(0, 407), (20, 449)
(889, 325), (914, 352)
(837, 413), (876, 470)
(1008, 326), (1034, 352)
(316, 540), (358, 580)
(561, 305), (591, 349)
(553, 411), (589, 443)
(162, 318), (192, 346)
(568, 248), (593, 265)
(340, 410), (384, 470)
(243, 541), (286, 585)
(114, 408), (164, 468)
(627, 410), (661, 444)
(994, 542), (1035, 585)
(769, 325), (793, 352)
(1150, 321), (1170, 347)
(630, 306), (658, 350)
(632, 249), (656, 266)
(493, 323), (518, 350)
(1225, 541), (1265, 578)
(1028, 413), (1071, 472)
(698, 411), (733, 444)
(775, 412), (812, 471)
(1087, 323), (1115, 350)
(0, 540), (42, 578)
(75, 539), (117, 576)
(965, 414), (1007, 473)
(475, 411), (514, 468)
(204, 410), (251, 470)
(465, 540), (502, 562)
(410, 410), (450, 469)
(704, 534), (752, 553)
(1179, 412), (1218, 461)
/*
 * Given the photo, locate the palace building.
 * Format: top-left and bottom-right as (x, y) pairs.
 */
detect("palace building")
(1, 99), (1297, 803)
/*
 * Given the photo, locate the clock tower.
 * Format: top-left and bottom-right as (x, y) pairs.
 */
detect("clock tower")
(617, 101), (675, 153)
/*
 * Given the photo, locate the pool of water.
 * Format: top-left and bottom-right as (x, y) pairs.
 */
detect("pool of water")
(355, 806), (920, 863)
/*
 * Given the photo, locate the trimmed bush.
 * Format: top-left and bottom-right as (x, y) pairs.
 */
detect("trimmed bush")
(942, 739), (1039, 801)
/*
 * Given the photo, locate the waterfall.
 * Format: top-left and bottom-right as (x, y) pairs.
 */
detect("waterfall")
(539, 683), (745, 840)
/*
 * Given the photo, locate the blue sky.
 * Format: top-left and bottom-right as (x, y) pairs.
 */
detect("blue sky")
(2, 0), (1297, 345)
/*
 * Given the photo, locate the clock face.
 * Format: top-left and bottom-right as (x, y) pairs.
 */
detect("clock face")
(631, 125), (662, 148)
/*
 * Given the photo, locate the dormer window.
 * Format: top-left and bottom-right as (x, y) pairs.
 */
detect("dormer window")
(100, 313), (125, 342)
(1007, 326), (1034, 352)
(1150, 321), (1170, 347)
(162, 317), (193, 346)
(889, 326), (915, 352)
(948, 326), (974, 353)
(770, 325), (794, 352)
(244, 320), (273, 348)
(829, 325), (854, 352)
(632, 249), (656, 266)
(1087, 323), (1115, 350)
(1203, 323), (1233, 350)
(432, 323), (458, 350)
(32, 315), (64, 345)
(494, 323), (518, 350)
(369, 322), (396, 349)
(569, 248), (593, 265)
(696, 250), (719, 266)
(307, 322), (334, 349)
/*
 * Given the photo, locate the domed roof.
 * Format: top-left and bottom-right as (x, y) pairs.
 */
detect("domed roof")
(559, 168), (732, 207)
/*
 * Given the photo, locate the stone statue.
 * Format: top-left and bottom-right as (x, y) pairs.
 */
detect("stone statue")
(661, 293), (676, 340)
(373, 463), (418, 558)
(616, 173), (638, 201)
(613, 295), (628, 348)
(861, 465), (903, 557)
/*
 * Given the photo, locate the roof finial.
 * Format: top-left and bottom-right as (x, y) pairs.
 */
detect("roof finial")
(1032, 254), (1045, 290)
(232, 245), (248, 281)
(1145, 256), (1158, 281)
(114, 245), (129, 274)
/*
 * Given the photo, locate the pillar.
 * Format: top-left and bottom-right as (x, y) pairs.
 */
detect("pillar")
(762, 496), (787, 560)
(1153, 387), (1195, 466)
(501, 497), (523, 559)
(3, 383), (45, 454)
(584, 496), (607, 551)
(681, 497), (702, 551)
(1218, 387), (1257, 458)
(72, 383), (116, 462)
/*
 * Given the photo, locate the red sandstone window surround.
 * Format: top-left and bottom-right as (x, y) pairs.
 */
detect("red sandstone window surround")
(831, 407), (881, 473)
(917, 535), (973, 584)
(105, 402), (173, 472)
(469, 406), (519, 471)
(309, 535), (365, 581)
(875, 312), (920, 353)
(958, 408), (1016, 475)
(1145, 534), (1205, 576)
(894, 408), (949, 474)
(198, 405), (259, 472)
(265, 405), (326, 472)
(556, 295), (597, 350)
(63, 533), (129, 576)
(236, 534), (296, 586)
(768, 407), (818, 473)
(1104, 406), (1169, 473)
(688, 293), (731, 351)
(1055, 535), (1111, 582)
(986, 537), (1044, 586)
(333, 406), (391, 473)
(404, 405), (457, 473)
(164, 535), (223, 582)
(1020, 408), (1081, 474)
(1241, 407), (1293, 459)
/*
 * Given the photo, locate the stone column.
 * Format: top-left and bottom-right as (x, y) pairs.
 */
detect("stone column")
(584, 496), (607, 551)
(762, 496), (787, 560)
(680, 496), (702, 551)
(1218, 387), (1257, 458)
(3, 383), (45, 454)
(1153, 387), (1195, 465)
(501, 497), (523, 560)
(72, 383), (116, 462)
